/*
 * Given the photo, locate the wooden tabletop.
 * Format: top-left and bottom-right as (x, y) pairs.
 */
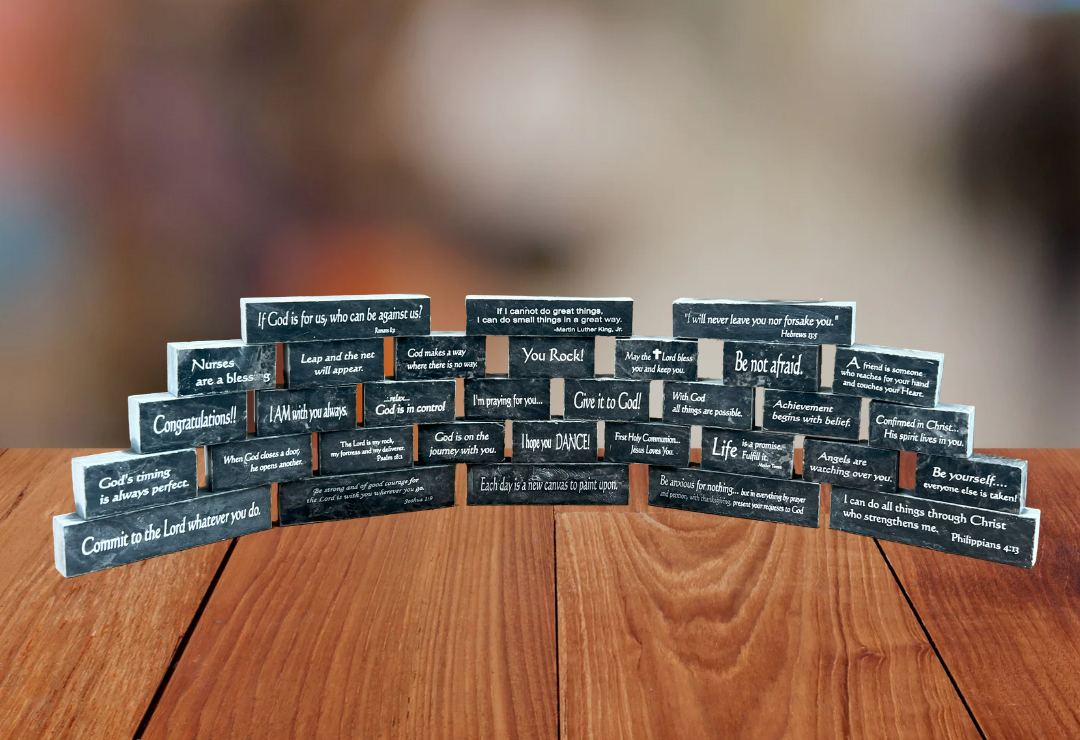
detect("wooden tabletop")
(0, 447), (1076, 739)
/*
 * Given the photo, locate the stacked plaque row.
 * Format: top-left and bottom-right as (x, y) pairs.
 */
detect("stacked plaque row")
(54, 295), (1037, 577)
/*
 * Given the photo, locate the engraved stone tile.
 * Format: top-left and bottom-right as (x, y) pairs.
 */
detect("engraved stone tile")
(167, 340), (275, 397)
(673, 299), (855, 344)
(723, 340), (820, 391)
(284, 338), (384, 389)
(868, 401), (974, 458)
(915, 453), (1027, 513)
(761, 388), (861, 441)
(319, 426), (414, 475)
(255, 386), (357, 436)
(241, 294), (430, 343)
(829, 486), (1038, 568)
(466, 295), (632, 336)
(563, 377), (649, 422)
(661, 380), (753, 430)
(802, 439), (898, 493)
(466, 463), (629, 505)
(508, 337), (595, 378)
(463, 377), (551, 421)
(648, 466), (820, 527)
(394, 332), (486, 379)
(614, 336), (697, 381)
(205, 433), (313, 491)
(129, 392), (247, 454)
(512, 419), (598, 463)
(278, 466), (455, 525)
(700, 428), (795, 478)
(417, 422), (505, 465)
(362, 379), (456, 427)
(72, 449), (198, 520)
(53, 485), (272, 577)
(833, 344), (943, 408)
(604, 421), (691, 467)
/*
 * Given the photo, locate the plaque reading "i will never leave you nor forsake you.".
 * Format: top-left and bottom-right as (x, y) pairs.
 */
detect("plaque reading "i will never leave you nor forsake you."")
(54, 485), (272, 577)
(673, 299), (855, 345)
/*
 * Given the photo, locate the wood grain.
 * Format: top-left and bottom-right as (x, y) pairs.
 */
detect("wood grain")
(142, 464), (558, 740)
(556, 490), (980, 739)
(881, 448), (1080, 739)
(0, 448), (232, 739)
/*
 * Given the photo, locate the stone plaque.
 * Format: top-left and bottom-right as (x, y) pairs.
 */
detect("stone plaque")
(241, 294), (430, 343)
(508, 337), (595, 378)
(869, 401), (973, 457)
(362, 379), (456, 427)
(829, 486), (1039, 568)
(673, 299), (855, 345)
(417, 421), (505, 465)
(700, 428), (795, 478)
(761, 389), (861, 441)
(915, 453), (1027, 513)
(467, 463), (629, 506)
(604, 421), (691, 467)
(723, 341), (820, 391)
(129, 392), (247, 454)
(205, 433), (313, 491)
(283, 338), (384, 389)
(464, 377), (551, 421)
(54, 485), (272, 577)
(255, 385), (356, 436)
(648, 466), (820, 528)
(563, 378), (649, 422)
(278, 465), (455, 525)
(167, 340), (275, 397)
(614, 336), (698, 381)
(661, 380), (753, 430)
(512, 419), (598, 463)
(394, 332), (486, 380)
(465, 295), (633, 336)
(319, 426), (414, 475)
(833, 344), (943, 408)
(72, 449), (198, 520)
(802, 438), (898, 493)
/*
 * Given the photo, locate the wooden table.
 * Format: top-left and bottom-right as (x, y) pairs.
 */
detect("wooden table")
(1, 447), (1076, 739)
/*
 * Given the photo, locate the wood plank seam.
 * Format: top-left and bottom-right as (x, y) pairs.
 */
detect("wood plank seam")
(873, 539), (987, 740)
(553, 508), (561, 740)
(131, 538), (240, 740)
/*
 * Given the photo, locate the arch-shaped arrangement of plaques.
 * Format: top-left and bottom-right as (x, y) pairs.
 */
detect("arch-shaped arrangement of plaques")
(53, 295), (1039, 577)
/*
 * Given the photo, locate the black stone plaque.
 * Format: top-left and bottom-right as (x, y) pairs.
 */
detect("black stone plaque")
(614, 336), (698, 381)
(723, 341), (820, 391)
(466, 295), (632, 336)
(53, 485), (272, 577)
(648, 466), (820, 528)
(71, 449), (198, 520)
(700, 428), (795, 478)
(167, 340), (275, 397)
(255, 385), (357, 436)
(833, 344), (943, 408)
(278, 465), (455, 526)
(829, 486), (1039, 568)
(464, 377), (551, 421)
(869, 401), (973, 457)
(320, 426), (414, 475)
(129, 392), (247, 454)
(394, 332), (486, 380)
(604, 422), (690, 467)
(466, 463), (629, 506)
(563, 378), (649, 422)
(761, 389), (861, 441)
(802, 439), (898, 493)
(915, 453), (1027, 513)
(241, 294), (430, 343)
(661, 380), (753, 430)
(362, 379), (456, 427)
(283, 338), (384, 389)
(512, 419), (598, 463)
(508, 337), (595, 378)
(673, 299), (855, 345)
(417, 422), (505, 465)
(205, 433), (313, 491)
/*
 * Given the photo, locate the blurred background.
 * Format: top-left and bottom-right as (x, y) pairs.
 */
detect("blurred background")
(1, 0), (1079, 447)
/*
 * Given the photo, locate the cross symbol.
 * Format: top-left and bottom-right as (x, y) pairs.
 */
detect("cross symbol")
(653, 348), (662, 360)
